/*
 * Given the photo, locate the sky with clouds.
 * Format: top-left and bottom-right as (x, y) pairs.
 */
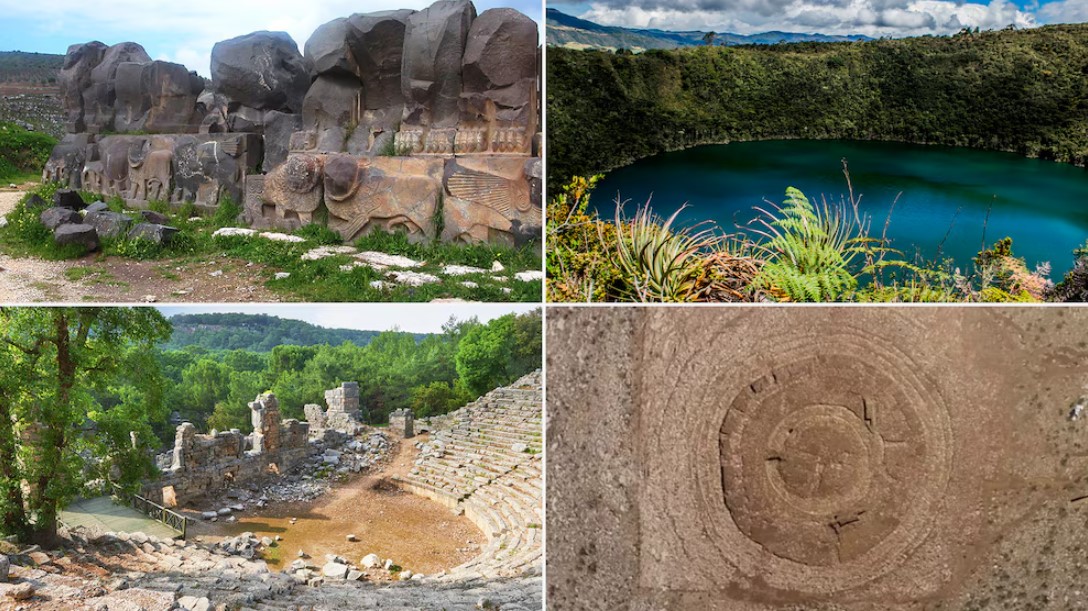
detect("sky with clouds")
(0, 0), (541, 77)
(550, 0), (1088, 37)
(155, 304), (540, 334)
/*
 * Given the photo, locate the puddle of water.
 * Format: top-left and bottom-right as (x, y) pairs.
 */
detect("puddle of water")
(200, 476), (482, 575)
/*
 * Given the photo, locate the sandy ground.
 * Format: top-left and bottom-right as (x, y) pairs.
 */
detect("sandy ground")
(191, 434), (482, 578)
(0, 188), (280, 303)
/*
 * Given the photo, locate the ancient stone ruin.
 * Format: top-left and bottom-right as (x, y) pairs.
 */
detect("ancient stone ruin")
(388, 408), (415, 438)
(42, 0), (541, 246)
(395, 370), (542, 578)
(305, 382), (366, 436)
(151, 392), (310, 507)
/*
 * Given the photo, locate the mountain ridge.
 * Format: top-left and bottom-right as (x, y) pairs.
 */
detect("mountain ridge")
(546, 9), (872, 50)
(163, 313), (429, 352)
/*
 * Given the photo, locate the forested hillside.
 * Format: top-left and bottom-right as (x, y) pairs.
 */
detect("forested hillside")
(0, 51), (63, 86)
(547, 24), (1088, 190)
(162, 313), (420, 351)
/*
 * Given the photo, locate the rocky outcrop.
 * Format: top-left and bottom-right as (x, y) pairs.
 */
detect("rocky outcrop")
(210, 31), (310, 114)
(45, 0), (541, 246)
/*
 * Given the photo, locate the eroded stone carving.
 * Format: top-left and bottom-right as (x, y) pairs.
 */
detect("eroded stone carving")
(253, 154), (325, 229)
(442, 157), (539, 245)
(323, 154), (441, 242)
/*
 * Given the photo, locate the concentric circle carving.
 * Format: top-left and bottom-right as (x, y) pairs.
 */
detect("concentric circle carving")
(696, 345), (951, 592)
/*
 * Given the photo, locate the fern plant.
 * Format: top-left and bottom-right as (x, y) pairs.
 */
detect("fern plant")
(610, 202), (718, 302)
(749, 187), (858, 301)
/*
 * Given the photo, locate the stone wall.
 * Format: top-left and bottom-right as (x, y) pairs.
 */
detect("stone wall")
(43, 0), (541, 245)
(147, 392), (311, 506)
(304, 382), (366, 436)
(388, 408), (415, 438)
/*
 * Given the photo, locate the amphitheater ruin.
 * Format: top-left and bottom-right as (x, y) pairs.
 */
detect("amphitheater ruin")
(37, 0), (541, 252)
(548, 307), (1088, 610)
(0, 372), (542, 609)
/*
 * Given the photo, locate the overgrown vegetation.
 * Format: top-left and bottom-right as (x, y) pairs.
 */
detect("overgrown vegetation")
(547, 26), (1088, 192)
(0, 121), (56, 182)
(0, 307), (541, 545)
(548, 171), (1074, 302)
(0, 184), (542, 302)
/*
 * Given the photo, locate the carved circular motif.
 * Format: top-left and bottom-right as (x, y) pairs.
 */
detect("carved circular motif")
(706, 350), (950, 591)
(284, 154), (322, 194)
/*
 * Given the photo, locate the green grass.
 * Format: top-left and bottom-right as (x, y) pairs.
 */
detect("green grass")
(0, 122), (56, 182)
(0, 183), (542, 302)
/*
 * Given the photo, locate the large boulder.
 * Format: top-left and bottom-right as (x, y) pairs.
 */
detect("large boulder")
(85, 210), (134, 239)
(40, 207), (81, 230)
(116, 60), (204, 133)
(58, 42), (108, 132)
(305, 18), (360, 78)
(302, 75), (363, 134)
(461, 8), (538, 123)
(84, 42), (152, 133)
(128, 223), (178, 245)
(211, 32), (311, 113)
(400, 0), (476, 128)
(349, 10), (413, 131)
(53, 189), (87, 210)
(54, 223), (99, 251)
(262, 111), (302, 172)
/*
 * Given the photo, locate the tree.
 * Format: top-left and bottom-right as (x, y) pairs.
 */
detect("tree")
(0, 307), (170, 546)
(703, 31), (717, 46)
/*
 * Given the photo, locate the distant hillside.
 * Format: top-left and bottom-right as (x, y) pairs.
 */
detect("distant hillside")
(0, 51), (63, 87)
(163, 313), (428, 352)
(0, 51), (65, 138)
(546, 9), (870, 51)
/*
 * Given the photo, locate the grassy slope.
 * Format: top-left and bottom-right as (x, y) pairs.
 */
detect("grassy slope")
(0, 121), (56, 182)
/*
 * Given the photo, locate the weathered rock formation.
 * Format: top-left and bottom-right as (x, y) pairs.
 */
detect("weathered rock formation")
(44, 0), (541, 246)
(304, 382), (366, 436)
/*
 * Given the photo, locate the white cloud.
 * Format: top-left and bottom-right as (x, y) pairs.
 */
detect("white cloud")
(1038, 0), (1088, 24)
(579, 0), (1036, 37)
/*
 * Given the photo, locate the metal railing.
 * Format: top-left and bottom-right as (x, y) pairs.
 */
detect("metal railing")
(112, 484), (188, 539)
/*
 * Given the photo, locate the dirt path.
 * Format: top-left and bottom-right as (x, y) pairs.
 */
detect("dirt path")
(1, 187), (281, 302)
(192, 434), (482, 577)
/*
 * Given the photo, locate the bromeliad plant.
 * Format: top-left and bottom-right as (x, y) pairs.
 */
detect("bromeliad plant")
(609, 202), (720, 302)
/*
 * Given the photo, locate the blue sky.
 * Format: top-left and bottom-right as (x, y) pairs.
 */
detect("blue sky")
(0, 0), (542, 77)
(548, 0), (1088, 37)
(155, 304), (540, 334)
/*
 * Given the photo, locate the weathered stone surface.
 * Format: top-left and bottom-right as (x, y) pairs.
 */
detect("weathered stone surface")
(127, 222), (177, 245)
(361, 553), (380, 568)
(400, 0), (476, 128)
(53, 189), (86, 210)
(139, 209), (170, 225)
(171, 133), (262, 210)
(305, 18), (360, 78)
(54, 223), (99, 251)
(85, 210), (134, 239)
(227, 104), (263, 134)
(302, 75), (363, 134)
(211, 31), (310, 113)
(115, 61), (204, 134)
(547, 308), (1088, 609)
(126, 139), (174, 202)
(461, 8), (538, 124)
(42, 134), (94, 188)
(85, 201), (109, 214)
(0, 555), (8, 582)
(40, 207), (81, 230)
(59, 41), (108, 133)
(349, 10), (413, 131)
(85, 42), (152, 133)
(324, 155), (441, 242)
(256, 154), (324, 230)
(321, 561), (349, 579)
(441, 156), (539, 245)
(261, 111), (302, 172)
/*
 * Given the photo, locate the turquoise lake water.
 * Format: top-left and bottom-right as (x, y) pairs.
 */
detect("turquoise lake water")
(591, 140), (1088, 275)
